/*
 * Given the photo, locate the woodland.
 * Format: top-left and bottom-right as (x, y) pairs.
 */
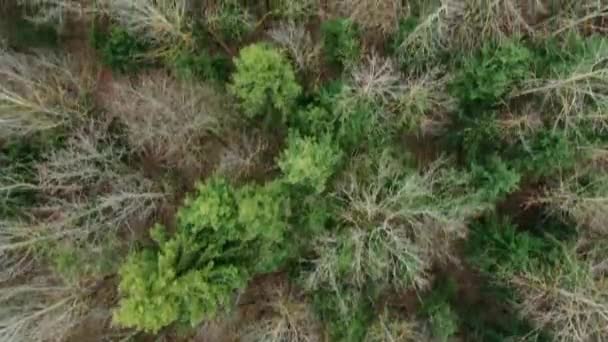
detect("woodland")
(1, 1), (608, 341)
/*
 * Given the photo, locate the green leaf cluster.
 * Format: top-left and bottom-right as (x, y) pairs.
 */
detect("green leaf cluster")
(321, 18), (361, 68)
(92, 26), (149, 73)
(278, 133), (343, 193)
(450, 40), (533, 109)
(230, 43), (302, 119)
(114, 178), (291, 332)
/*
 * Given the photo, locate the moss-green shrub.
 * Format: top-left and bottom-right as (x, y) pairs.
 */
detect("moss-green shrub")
(511, 129), (577, 179)
(278, 134), (343, 193)
(321, 18), (361, 68)
(312, 288), (373, 342)
(172, 50), (231, 83)
(449, 40), (533, 109)
(93, 26), (149, 73)
(230, 43), (302, 119)
(466, 214), (564, 278)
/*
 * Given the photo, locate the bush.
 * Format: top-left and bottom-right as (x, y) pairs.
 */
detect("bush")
(471, 155), (521, 202)
(321, 18), (361, 68)
(95, 26), (149, 73)
(466, 214), (563, 278)
(172, 50), (231, 83)
(230, 43), (302, 119)
(420, 279), (459, 342)
(278, 134), (343, 193)
(449, 40), (533, 110)
(312, 288), (373, 342)
(114, 178), (292, 332)
(511, 129), (577, 179)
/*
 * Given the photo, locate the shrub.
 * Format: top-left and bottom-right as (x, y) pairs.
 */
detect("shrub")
(511, 129), (577, 179)
(312, 288), (373, 342)
(420, 279), (459, 342)
(172, 49), (231, 83)
(278, 134), (343, 193)
(466, 214), (562, 278)
(449, 40), (533, 110)
(96, 26), (149, 73)
(321, 18), (361, 68)
(114, 178), (292, 332)
(230, 43), (302, 119)
(471, 155), (521, 202)
(204, 0), (253, 41)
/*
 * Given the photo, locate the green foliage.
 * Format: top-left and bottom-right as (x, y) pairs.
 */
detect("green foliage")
(230, 43), (302, 119)
(93, 26), (149, 73)
(450, 40), (533, 109)
(466, 214), (563, 278)
(172, 50), (231, 83)
(115, 178), (292, 333)
(471, 156), (521, 202)
(278, 134), (343, 193)
(321, 18), (361, 68)
(114, 226), (248, 333)
(511, 129), (577, 179)
(450, 110), (502, 162)
(1, 17), (58, 49)
(420, 279), (459, 342)
(312, 288), (373, 342)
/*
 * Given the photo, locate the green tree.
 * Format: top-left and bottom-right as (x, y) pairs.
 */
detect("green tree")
(230, 43), (302, 119)
(114, 178), (291, 333)
(278, 134), (343, 193)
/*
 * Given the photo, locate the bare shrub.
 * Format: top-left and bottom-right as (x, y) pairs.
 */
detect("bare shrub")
(510, 248), (608, 342)
(106, 73), (229, 172)
(536, 170), (608, 236)
(269, 22), (321, 73)
(367, 311), (431, 342)
(514, 39), (608, 136)
(305, 153), (490, 294)
(216, 130), (270, 181)
(0, 49), (92, 137)
(239, 285), (321, 342)
(0, 279), (90, 342)
(350, 53), (403, 104)
(328, 0), (403, 35)
(16, 0), (93, 26)
(99, 0), (191, 56)
(443, 0), (534, 49)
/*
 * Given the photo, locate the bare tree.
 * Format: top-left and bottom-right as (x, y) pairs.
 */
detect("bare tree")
(510, 248), (608, 342)
(239, 285), (321, 342)
(105, 72), (230, 172)
(99, 0), (191, 57)
(269, 22), (321, 73)
(0, 49), (93, 137)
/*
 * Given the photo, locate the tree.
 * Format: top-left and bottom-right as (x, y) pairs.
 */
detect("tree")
(230, 43), (301, 119)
